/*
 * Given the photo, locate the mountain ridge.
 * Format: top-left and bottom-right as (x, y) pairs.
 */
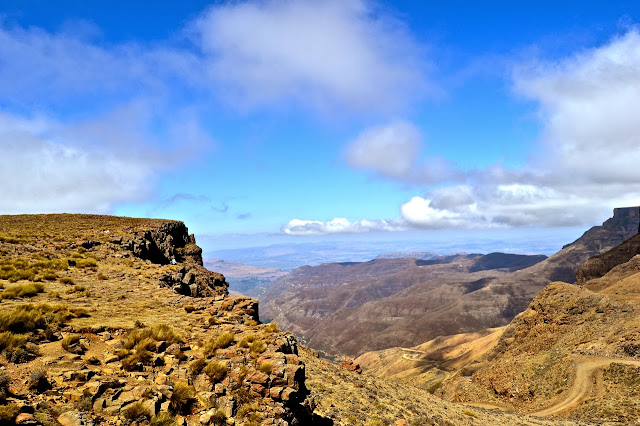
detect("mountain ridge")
(261, 207), (640, 357)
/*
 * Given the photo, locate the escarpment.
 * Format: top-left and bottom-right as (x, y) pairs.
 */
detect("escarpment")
(0, 214), (321, 425)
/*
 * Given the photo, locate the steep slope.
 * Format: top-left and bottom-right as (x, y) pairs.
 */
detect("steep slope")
(0, 214), (320, 425)
(356, 327), (505, 389)
(299, 346), (581, 426)
(0, 214), (590, 426)
(262, 208), (640, 357)
(447, 245), (640, 422)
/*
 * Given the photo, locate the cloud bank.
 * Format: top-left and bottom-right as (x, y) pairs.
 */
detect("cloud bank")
(287, 29), (640, 234)
(0, 113), (156, 213)
(282, 218), (406, 235)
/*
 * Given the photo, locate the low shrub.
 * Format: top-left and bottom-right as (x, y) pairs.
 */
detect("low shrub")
(64, 285), (86, 294)
(59, 277), (74, 285)
(203, 331), (235, 356)
(150, 412), (175, 426)
(40, 272), (58, 281)
(189, 358), (206, 376)
(61, 334), (82, 352)
(28, 370), (51, 392)
(0, 303), (85, 334)
(238, 334), (257, 348)
(0, 374), (10, 403)
(208, 410), (228, 426)
(237, 402), (261, 421)
(75, 259), (97, 268)
(123, 324), (183, 350)
(264, 322), (280, 333)
(258, 362), (273, 375)
(0, 403), (19, 424)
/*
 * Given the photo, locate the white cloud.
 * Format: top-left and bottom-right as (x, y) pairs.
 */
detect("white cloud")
(400, 196), (482, 229)
(282, 218), (406, 235)
(0, 104), (212, 214)
(344, 121), (461, 183)
(514, 29), (640, 187)
(194, 0), (427, 112)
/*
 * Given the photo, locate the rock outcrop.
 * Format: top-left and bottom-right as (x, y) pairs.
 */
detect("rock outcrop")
(116, 220), (228, 297)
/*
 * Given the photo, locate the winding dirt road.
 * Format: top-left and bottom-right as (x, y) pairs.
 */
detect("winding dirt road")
(531, 357), (640, 417)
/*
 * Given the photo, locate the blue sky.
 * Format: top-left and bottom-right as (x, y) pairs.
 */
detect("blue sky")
(2, 1), (640, 256)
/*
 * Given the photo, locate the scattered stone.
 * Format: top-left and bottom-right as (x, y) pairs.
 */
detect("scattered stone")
(57, 411), (93, 426)
(15, 412), (36, 425)
(104, 354), (119, 364)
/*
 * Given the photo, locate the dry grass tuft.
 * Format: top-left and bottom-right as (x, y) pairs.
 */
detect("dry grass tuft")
(203, 360), (228, 383)
(0, 283), (44, 300)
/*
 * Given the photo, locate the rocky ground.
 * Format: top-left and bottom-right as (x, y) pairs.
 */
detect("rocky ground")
(0, 214), (316, 425)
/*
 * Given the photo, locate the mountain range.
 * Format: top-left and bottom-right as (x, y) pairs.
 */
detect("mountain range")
(261, 207), (640, 357)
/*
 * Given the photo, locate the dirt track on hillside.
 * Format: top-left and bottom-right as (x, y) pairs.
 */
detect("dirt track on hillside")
(531, 357), (640, 417)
